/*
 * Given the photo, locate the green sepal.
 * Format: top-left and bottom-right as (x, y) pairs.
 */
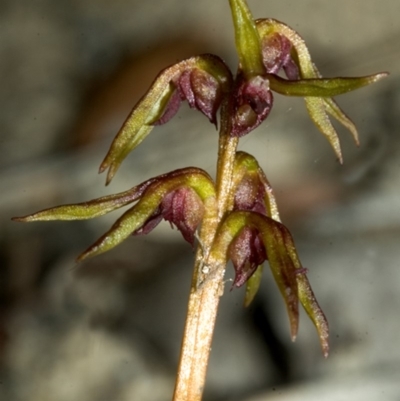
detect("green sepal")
(269, 72), (386, 161)
(244, 264), (263, 307)
(229, 0), (265, 76)
(12, 180), (157, 222)
(268, 73), (388, 98)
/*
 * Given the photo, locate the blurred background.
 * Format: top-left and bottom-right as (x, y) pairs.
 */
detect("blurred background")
(1, 0), (400, 400)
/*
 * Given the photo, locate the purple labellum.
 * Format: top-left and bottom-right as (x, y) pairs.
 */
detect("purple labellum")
(231, 74), (273, 137)
(154, 69), (222, 128)
(178, 70), (196, 107)
(133, 209), (163, 236)
(260, 32), (299, 79)
(133, 187), (204, 246)
(229, 227), (267, 288)
(234, 176), (267, 215)
(153, 87), (182, 126)
(190, 69), (221, 126)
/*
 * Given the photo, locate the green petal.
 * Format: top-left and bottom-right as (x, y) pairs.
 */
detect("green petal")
(229, 0), (265, 76)
(323, 97), (359, 146)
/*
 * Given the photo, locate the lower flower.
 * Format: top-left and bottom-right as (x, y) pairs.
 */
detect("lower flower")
(208, 210), (329, 357)
(13, 167), (217, 261)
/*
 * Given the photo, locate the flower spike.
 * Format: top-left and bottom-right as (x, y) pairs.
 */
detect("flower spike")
(100, 55), (232, 184)
(13, 1), (387, 385)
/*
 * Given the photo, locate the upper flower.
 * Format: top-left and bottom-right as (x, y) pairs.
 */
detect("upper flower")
(99, 55), (233, 184)
(228, 0), (387, 147)
(95, 0), (386, 184)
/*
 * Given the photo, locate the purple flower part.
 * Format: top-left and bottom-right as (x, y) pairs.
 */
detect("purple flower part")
(162, 187), (205, 245)
(261, 33), (300, 79)
(153, 87), (182, 126)
(229, 227), (267, 288)
(133, 210), (163, 236)
(231, 74), (274, 137)
(234, 176), (267, 215)
(133, 187), (204, 246)
(190, 68), (222, 126)
(178, 69), (222, 126)
(283, 59), (300, 81)
(154, 69), (222, 128)
(178, 70), (196, 106)
(261, 33), (291, 73)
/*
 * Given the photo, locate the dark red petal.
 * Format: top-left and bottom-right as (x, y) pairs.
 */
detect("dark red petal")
(191, 69), (221, 126)
(161, 187), (205, 245)
(153, 87), (182, 125)
(178, 70), (196, 107)
(133, 209), (163, 236)
(231, 74), (273, 137)
(260, 32), (300, 80)
(283, 59), (300, 81)
(155, 68), (224, 128)
(234, 175), (267, 215)
(229, 227), (267, 288)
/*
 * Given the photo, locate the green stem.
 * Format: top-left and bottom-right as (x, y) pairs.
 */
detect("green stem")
(172, 97), (238, 401)
(216, 99), (239, 215)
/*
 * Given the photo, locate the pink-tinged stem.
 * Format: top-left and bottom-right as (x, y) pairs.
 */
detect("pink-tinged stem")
(172, 256), (225, 401)
(172, 97), (237, 401)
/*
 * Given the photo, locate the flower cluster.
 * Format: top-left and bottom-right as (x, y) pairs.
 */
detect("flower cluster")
(14, 0), (386, 357)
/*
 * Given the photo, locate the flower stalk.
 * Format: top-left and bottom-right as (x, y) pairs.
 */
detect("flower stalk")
(13, 0), (387, 400)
